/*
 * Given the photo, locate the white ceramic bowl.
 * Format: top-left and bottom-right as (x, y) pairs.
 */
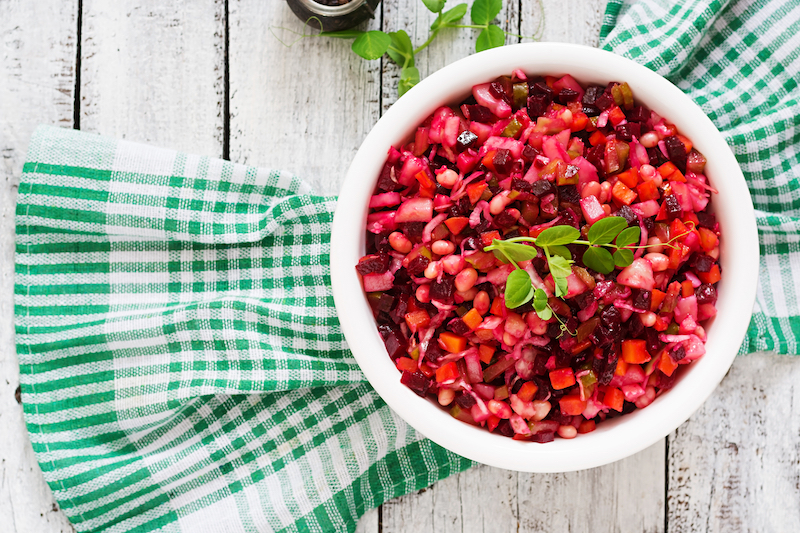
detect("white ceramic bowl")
(330, 42), (759, 472)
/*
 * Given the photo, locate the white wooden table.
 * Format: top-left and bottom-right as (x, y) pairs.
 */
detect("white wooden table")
(1, 1), (798, 531)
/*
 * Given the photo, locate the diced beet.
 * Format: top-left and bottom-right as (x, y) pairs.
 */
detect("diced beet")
(377, 293), (395, 313)
(664, 195), (683, 220)
(530, 80), (553, 96)
(691, 253), (714, 273)
(586, 144), (605, 169)
(664, 136), (687, 173)
(594, 92), (614, 110)
(631, 289), (652, 312)
(646, 146), (668, 167)
(601, 305), (621, 326)
(696, 211), (717, 229)
(530, 431), (555, 443)
(457, 130), (479, 151)
(493, 148), (514, 175)
(559, 185), (581, 205)
(522, 144), (540, 162)
(512, 178), (534, 193)
(425, 342), (446, 364)
(628, 105), (650, 123)
(626, 315), (644, 338)
(356, 253), (391, 275)
(653, 370), (677, 391)
(527, 93), (550, 118)
(670, 345), (687, 363)
(378, 323), (408, 359)
(646, 327), (662, 355)
(557, 88), (580, 104)
(456, 392), (477, 409)
(490, 81), (511, 104)
(615, 205), (637, 226)
(695, 283), (718, 305)
(615, 122), (641, 142)
(531, 179), (556, 197)
(496, 419), (515, 437)
(400, 371), (431, 397)
(582, 85), (604, 105)
(389, 296), (408, 324)
(376, 162), (398, 192)
(430, 276), (455, 302)
(448, 317), (471, 336)
(462, 104), (495, 123)
(406, 255), (430, 277)
(494, 209), (518, 229)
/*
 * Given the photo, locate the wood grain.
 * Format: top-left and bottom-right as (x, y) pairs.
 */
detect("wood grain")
(228, 0), (382, 194)
(0, 1), (79, 531)
(668, 354), (800, 532)
(80, 0), (225, 157)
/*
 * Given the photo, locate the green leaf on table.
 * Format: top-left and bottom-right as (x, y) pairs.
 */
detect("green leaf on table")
(387, 30), (414, 67)
(431, 3), (468, 31)
(547, 244), (572, 261)
(422, 0), (447, 13)
(398, 66), (420, 96)
(351, 31), (391, 60)
(505, 268), (535, 309)
(535, 225), (580, 247)
(582, 246), (614, 274)
(320, 29), (364, 39)
(471, 0), (503, 25)
(613, 248), (634, 268)
(588, 216), (628, 245)
(475, 24), (505, 52)
(615, 226), (641, 248)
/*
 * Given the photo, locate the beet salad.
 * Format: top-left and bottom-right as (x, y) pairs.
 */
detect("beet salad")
(356, 70), (721, 442)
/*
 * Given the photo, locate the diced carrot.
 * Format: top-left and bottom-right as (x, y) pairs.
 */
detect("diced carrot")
(614, 359), (629, 377)
(419, 362), (434, 378)
(698, 227), (719, 252)
(479, 344), (496, 364)
(549, 368), (576, 390)
(697, 263), (721, 284)
(681, 280), (695, 298)
(622, 339), (651, 364)
(658, 350), (678, 377)
(462, 308), (483, 331)
(571, 339), (593, 355)
(445, 216), (469, 235)
(604, 387), (624, 412)
(637, 180), (660, 202)
(616, 168), (639, 188)
(439, 332), (467, 353)
(670, 218), (688, 240)
(481, 150), (498, 172)
(396, 357), (417, 373)
(559, 393), (587, 416)
(577, 419), (597, 434)
(682, 211), (699, 228)
(404, 309), (430, 333)
(481, 230), (502, 248)
(668, 169), (686, 182)
(608, 106), (626, 126)
(436, 361), (459, 383)
(676, 134), (693, 153)
(415, 171), (436, 198)
(612, 180), (637, 206)
(589, 130), (607, 146)
(572, 111), (588, 131)
(650, 289), (666, 312)
(517, 381), (539, 402)
(487, 415), (501, 432)
(490, 296), (505, 316)
(466, 182), (488, 204)
(655, 200), (668, 221)
(658, 161), (677, 178)
(653, 315), (670, 331)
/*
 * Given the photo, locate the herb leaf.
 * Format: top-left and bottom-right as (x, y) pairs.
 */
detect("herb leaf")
(548, 255), (573, 279)
(398, 66), (421, 96)
(615, 226), (641, 248)
(475, 24), (505, 52)
(471, 0), (503, 25)
(547, 244), (572, 261)
(351, 31), (392, 60)
(421, 0), (446, 13)
(487, 240), (538, 263)
(432, 3), (468, 31)
(554, 276), (569, 298)
(387, 30), (414, 68)
(613, 248), (634, 267)
(582, 246), (615, 274)
(588, 216), (628, 246)
(533, 288), (548, 311)
(535, 225), (580, 247)
(505, 268), (535, 308)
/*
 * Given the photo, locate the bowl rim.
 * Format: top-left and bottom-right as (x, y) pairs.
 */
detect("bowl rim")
(330, 42), (759, 472)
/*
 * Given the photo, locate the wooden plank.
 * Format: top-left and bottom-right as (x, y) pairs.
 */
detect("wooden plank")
(667, 353), (800, 532)
(355, 507), (379, 533)
(0, 1), (79, 531)
(381, 0), (520, 113)
(520, 0), (608, 47)
(227, 0), (382, 194)
(80, 0), (225, 157)
(517, 442), (665, 532)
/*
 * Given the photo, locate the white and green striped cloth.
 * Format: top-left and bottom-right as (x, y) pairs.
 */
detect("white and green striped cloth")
(15, 1), (800, 532)
(601, 0), (800, 353)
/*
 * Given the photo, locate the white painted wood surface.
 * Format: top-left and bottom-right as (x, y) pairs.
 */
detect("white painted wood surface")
(2, 1), (799, 532)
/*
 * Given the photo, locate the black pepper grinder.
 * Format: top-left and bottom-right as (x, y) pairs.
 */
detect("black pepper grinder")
(285, 0), (382, 32)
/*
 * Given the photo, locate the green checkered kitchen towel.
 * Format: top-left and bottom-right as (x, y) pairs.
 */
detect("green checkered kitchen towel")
(14, 1), (800, 532)
(601, 0), (800, 354)
(15, 126), (472, 533)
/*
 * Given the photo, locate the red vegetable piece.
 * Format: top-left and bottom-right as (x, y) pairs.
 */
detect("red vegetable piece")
(559, 393), (587, 416)
(621, 339), (651, 364)
(549, 368), (576, 390)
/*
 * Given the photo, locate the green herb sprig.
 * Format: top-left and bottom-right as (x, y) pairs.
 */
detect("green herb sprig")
(276, 0), (543, 98)
(485, 217), (696, 320)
